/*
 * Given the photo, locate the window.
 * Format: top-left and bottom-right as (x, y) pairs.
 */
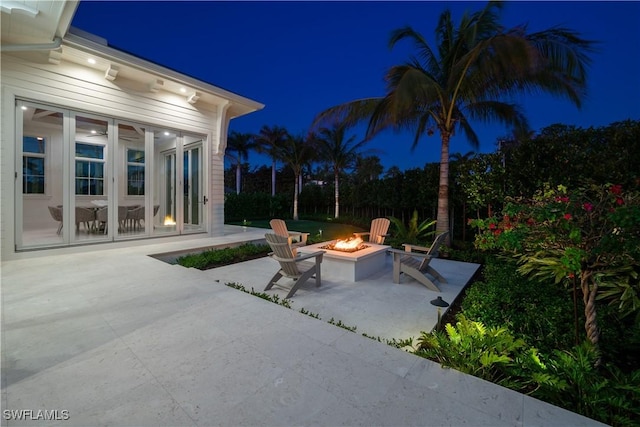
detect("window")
(75, 142), (105, 195)
(23, 136), (45, 194)
(127, 148), (145, 195)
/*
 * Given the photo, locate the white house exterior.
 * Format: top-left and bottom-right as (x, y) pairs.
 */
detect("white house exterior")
(1, 1), (263, 259)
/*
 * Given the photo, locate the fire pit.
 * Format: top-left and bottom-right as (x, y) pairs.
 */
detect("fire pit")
(320, 237), (369, 253)
(298, 238), (389, 282)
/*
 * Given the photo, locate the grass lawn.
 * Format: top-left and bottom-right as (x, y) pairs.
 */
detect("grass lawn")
(228, 219), (365, 241)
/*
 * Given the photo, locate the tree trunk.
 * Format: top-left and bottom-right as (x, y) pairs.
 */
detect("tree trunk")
(235, 164), (241, 195)
(293, 173), (299, 220)
(581, 269), (601, 365)
(334, 170), (340, 218)
(271, 158), (277, 196)
(436, 132), (451, 244)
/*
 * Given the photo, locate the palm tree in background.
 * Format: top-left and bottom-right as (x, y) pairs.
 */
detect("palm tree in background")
(279, 134), (317, 220)
(313, 1), (595, 242)
(254, 125), (289, 196)
(226, 131), (256, 194)
(315, 123), (369, 218)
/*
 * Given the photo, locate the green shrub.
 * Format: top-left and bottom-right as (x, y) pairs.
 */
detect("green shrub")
(532, 342), (640, 427)
(461, 257), (576, 354)
(415, 315), (550, 394)
(176, 243), (270, 270)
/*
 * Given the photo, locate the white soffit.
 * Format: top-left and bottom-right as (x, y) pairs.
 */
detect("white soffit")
(1, 0), (78, 45)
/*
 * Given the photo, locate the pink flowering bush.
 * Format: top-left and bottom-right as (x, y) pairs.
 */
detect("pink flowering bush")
(470, 182), (640, 356)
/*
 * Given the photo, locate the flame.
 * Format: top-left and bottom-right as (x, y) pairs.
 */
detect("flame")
(164, 216), (176, 226)
(333, 237), (364, 251)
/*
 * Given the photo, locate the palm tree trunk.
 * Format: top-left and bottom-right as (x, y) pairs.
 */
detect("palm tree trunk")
(235, 164), (241, 195)
(293, 173), (299, 220)
(437, 132), (451, 244)
(581, 269), (601, 365)
(334, 170), (340, 218)
(271, 158), (277, 196)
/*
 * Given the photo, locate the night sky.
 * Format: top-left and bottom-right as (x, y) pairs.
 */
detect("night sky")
(71, 1), (640, 171)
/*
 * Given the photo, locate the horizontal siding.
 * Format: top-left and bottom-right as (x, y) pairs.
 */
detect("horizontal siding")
(1, 53), (233, 254)
(1, 56), (218, 135)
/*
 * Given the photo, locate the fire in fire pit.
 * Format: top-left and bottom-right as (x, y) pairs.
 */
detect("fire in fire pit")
(320, 237), (369, 253)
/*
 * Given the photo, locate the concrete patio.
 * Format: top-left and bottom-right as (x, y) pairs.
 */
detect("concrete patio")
(1, 226), (605, 426)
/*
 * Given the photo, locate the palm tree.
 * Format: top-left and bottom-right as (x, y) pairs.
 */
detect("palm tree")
(278, 134), (317, 220)
(226, 131), (256, 194)
(254, 125), (289, 196)
(315, 123), (369, 218)
(313, 1), (594, 242)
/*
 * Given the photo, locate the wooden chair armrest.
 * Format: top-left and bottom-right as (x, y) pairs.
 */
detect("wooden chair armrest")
(288, 231), (309, 243)
(294, 250), (325, 262)
(389, 247), (432, 259)
(353, 231), (370, 238)
(401, 243), (431, 253)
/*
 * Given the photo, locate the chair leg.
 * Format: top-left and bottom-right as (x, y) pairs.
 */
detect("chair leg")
(425, 266), (448, 284)
(392, 254), (402, 284)
(265, 271), (283, 291)
(286, 269), (315, 299)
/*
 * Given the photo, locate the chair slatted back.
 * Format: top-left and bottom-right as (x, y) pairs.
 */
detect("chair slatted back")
(370, 218), (391, 244)
(418, 232), (449, 271)
(269, 219), (289, 238)
(265, 233), (300, 277)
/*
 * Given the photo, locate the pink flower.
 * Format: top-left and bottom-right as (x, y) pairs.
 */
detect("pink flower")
(489, 223), (497, 230)
(556, 196), (569, 203)
(564, 213), (572, 220)
(610, 184), (623, 195)
(616, 197), (624, 205)
(493, 229), (502, 236)
(583, 203), (593, 212)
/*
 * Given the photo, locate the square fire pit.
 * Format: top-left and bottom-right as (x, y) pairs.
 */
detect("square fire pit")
(297, 240), (389, 282)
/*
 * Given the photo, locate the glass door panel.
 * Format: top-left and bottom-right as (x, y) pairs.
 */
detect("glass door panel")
(18, 103), (65, 248)
(72, 114), (111, 243)
(183, 135), (204, 232)
(153, 129), (178, 235)
(117, 122), (147, 238)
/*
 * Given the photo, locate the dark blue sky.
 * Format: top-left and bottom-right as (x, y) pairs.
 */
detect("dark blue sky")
(71, 1), (640, 172)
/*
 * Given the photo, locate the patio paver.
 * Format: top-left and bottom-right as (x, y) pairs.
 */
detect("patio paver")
(1, 226), (606, 426)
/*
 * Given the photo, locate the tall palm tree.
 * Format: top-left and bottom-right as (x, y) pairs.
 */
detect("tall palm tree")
(315, 123), (369, 218)
(278, 134), (317, 220)
(226, 131), (256, 194)
(313, 1), (594, 242)
(254, 125), (289, 196)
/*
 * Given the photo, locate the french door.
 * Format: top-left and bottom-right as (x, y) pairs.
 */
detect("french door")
(183, 139), (204, 232)
(15, 100), (208, 250)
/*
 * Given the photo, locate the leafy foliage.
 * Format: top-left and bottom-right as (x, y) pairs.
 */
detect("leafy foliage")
(532, 343), (640, 427)
(461, 258), (576, 354)
(387, 210), (436, 247)
(471, 182), (640, 350)
(415, 315), (549, 393)
(176, 243), (270, 270)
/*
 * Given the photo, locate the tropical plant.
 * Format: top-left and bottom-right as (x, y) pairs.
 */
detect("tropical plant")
(472, 182), (640, 362)
(314, 123), (368, 218)
(313, 1), (595, 244)
(388, 210), (436, 247)
(415, 315), (549, 393)
(225, 131), (256, 194)
(532, 342), (640, 427)
(278, 133), (317, 220)
(254, 125), (289, 196)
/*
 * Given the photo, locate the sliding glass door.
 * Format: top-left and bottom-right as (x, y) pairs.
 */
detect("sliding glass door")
(17, 102), (66, 248)
(15, 101), (208, 250)
(183, 135), (204, 232)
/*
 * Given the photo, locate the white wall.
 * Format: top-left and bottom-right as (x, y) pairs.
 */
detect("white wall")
(1, 53), (228, 256)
